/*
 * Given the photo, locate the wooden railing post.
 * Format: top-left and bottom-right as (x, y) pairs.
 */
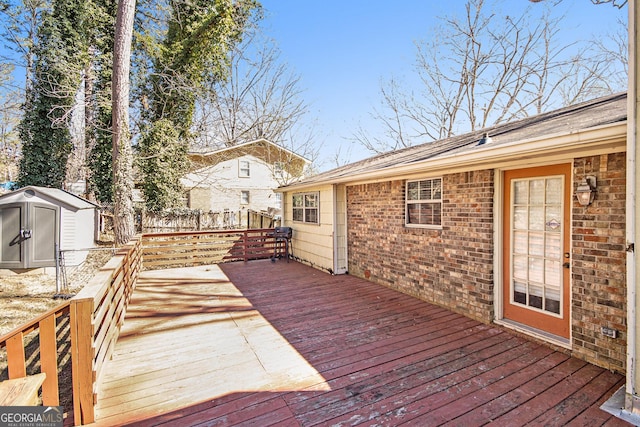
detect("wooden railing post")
(243, 230), (248, 262)
(70, 298), (95, 425)
(6, 333), (26, 378)
(38, 315), (59, 405)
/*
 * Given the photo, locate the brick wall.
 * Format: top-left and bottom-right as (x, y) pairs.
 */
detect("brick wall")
(572, 152), (627, 372)
(347, 170), (495, 323)
(347, 157), (628, 374)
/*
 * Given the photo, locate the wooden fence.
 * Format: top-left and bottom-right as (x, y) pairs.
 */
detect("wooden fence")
(140, 209), (279, 233)
(0, 229), (281, 425)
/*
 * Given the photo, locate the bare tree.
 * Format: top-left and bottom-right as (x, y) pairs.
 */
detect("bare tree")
(530, 0), (627, 7)
(0, 63), (21, 182)
(351, 77), (416, 154)
(355, 0), (627, 153)
(0, 0), (49, 182)
(191, 28), (319, 178)
(590, 0), (627, 7)
(112, 0), (136, 244)
(0, 0), (49, 92)
(573, 16), (628, 98)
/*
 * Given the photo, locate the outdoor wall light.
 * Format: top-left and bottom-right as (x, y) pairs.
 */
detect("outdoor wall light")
(575, 176), (596, 206)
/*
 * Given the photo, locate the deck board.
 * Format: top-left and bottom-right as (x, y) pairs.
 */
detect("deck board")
(86, 260), (630, 426)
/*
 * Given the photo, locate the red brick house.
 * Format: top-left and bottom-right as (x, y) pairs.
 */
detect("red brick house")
(278, 92), (628, 375)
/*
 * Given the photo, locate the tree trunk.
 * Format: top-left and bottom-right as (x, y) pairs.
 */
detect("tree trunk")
(112, 0), (136, 245)
(84, 60), (96, 201)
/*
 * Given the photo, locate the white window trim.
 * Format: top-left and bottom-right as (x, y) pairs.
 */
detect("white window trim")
(240, 190), (250, 205)
(292, 191), (320, 224)
(239, 160), (250, 177)
(405, 177), (443, 229)
(274, 162), (285, 178)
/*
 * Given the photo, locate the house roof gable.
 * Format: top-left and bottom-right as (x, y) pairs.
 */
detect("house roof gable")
(188, 138), (310, 166)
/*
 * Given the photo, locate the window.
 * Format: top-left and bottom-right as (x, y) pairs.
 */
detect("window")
(274, 162), (284, 178)
(406, 178), (442, 227)
(274, 192), (282, 209)
(292, 192), (319, 224)
(240, 190), (250, 205)
(239, 160), (250, 177)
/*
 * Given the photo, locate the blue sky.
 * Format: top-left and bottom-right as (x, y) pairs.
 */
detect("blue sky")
(258, 1), (628, 169)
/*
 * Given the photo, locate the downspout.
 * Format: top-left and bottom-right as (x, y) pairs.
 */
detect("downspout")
(332, 184), (338, 275)
(627, 0), (640, 413)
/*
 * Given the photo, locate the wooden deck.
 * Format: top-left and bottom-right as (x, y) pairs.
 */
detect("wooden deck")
(87, 260), (630, 426)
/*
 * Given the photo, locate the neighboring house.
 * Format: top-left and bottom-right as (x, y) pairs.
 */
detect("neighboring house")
(0, 186), (99, 269)
(278, 93), (628, 378)
(182, 139), (310, 221)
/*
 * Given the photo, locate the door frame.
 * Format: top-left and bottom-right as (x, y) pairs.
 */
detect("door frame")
(493, 164), (573, 349)
(333, 184), (348, 274)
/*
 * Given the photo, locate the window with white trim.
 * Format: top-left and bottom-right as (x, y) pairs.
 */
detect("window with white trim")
(406, 178), (442, 227)
(239, 160), (250, 177)
(240, 190), (250, 205)
(292, 192), (319, 224)
(274, 162), (284, 178)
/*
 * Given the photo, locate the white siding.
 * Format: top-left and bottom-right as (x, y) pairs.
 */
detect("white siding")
(183, 154), (282, 213)
(60, 208), (96, 266)
(282, 184), (335, 272)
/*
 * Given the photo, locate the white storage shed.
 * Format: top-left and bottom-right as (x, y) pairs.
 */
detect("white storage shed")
(0, 186), (99, 269)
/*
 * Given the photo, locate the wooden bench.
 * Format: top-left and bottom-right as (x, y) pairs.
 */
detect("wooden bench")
(0, 373), (46, 406)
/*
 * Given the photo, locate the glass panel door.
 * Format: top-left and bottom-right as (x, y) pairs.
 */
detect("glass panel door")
(502, 164), (571, 339)
(511, 177), (563, 316)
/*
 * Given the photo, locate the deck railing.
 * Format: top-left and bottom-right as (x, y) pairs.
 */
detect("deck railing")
(0, 301), (71, 407)
(69, 237), (142, 425)
(0, 228), (279, 425)
(141, 228), (279, 270)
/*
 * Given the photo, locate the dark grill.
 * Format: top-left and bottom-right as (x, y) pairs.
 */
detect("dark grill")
(271, 226), (292, 262)
(272, 226), (293, 240)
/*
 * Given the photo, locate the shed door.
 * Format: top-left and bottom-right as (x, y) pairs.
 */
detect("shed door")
(0, 203), (24, 268)
(29, 204), (58, 267)
(502, 165), (571, 339)
(0, 202), (58, 269)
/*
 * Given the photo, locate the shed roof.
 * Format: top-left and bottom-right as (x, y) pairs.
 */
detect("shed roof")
(0, 186), (99, 210)
(282, 92), (627, 190)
